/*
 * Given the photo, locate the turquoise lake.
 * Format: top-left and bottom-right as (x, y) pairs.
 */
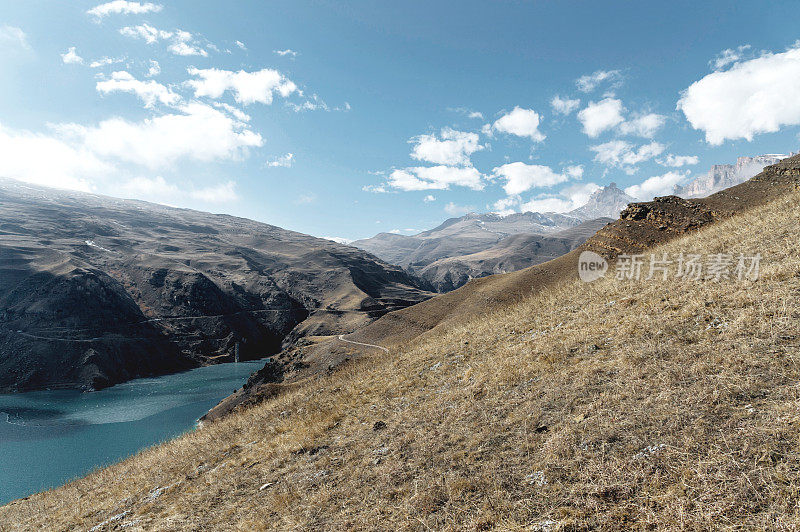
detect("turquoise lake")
(0, 360), (265, 506)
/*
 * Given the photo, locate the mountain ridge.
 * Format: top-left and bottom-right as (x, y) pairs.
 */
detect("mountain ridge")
(0, 178), (433, 392)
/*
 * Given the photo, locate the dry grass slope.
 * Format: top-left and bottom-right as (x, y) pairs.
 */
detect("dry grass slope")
(2, 192), (800, 530)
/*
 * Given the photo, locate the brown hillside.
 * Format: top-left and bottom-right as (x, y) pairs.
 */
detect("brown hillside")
(205, 154), (800, 421)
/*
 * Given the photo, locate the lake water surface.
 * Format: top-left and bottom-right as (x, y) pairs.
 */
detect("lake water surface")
(0, 360), (264, 505)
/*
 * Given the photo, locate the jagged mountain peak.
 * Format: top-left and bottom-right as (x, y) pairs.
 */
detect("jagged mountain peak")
(568, 182), (636, 220)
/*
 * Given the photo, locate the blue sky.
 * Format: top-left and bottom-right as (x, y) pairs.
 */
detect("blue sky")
(1, 1), (800, 241)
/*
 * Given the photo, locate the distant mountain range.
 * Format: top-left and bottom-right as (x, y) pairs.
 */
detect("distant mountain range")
(352, 182), (634, 290)
(0, 179), (432, 392)
(674, 154), (789, 198)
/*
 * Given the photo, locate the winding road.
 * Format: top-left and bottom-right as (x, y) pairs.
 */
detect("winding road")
(337, 334), (389, 353)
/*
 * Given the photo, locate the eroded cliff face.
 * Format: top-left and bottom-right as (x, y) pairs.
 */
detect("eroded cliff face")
(0, 180), (432, 392)
(675, 154), (787, 198)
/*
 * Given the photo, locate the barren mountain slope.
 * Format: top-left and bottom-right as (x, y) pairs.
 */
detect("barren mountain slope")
(0, 180), (432, 392)
(419, 218), (612, 292)
(203, 155), (800, 419)
(4, 176), (799, 530)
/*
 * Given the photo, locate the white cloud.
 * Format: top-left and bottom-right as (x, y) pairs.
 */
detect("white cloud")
(235, 40), (247, 51)
(387, 166), (484, 191)
(186, 67), (297, 105)
(550, 95), (580, 115)
(145, 59), (160, 76)
(213, 102), (251, 122)
(61, 47), (84, 65)
(624, 171), (688, 200)
(658, 154), (699, 167)
(120, 24), (209, 57)
(89, 56), (125, 68)
(274, 49), (298, 57)
(591, 140), (664, 173)
(491, 162), (574, 195)
(576, 69), (622, 93)
(515, 182), (601, 214)
(677, 43), (800, 144)
(489, 107), (545, 141)
(565, 165), (584, 179)
(409, 128), (483, 166)
(468, 111), (483, 119)
(0, 25), (30, 50)
(444, 202), (473, 216)
(96, 71), (180, 108)
(57, 102), (263, 169)
(88, 1), (162, 18)
(423, 194), (436, 202)
(267, 153), (294, 167)
(711, 44), (751, 70)
(618, 113), (666, 138)
(286, 94), (349, 113)
(578, 98), (624, 137)
(120, 23), (170, 44)
(0, 122), (111, 191)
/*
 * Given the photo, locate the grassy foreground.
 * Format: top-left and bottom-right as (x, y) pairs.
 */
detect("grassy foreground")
(3, 192), (800, 531)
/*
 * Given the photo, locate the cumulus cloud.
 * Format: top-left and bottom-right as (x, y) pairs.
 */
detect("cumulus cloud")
(576, 69), (622, 93)
(577, 98), (624, 137)
(0, 25), (30, 50)
(267, 153), (294, 167)
(658, 154), (699, 167)
(0, 122), (111, 191)
(409, 128), (483, 166)
(624, 171), (688, 200)
(550, 95), (580, 115)
(488, 106), (545, 141)
(711, 44), (752, 70)
(186, 67), (297, 105)
(618, 113), (666, 138)
(387, 166), (484, 191)
(56, 102), (262, 169)
(564, 165), (584, 179)
(120, 24), (209, 57)
(491, 162), (575, 195)
(677, 43), (800, 144)
(61, 47), (84, 64)
(591, 140), (664, 173)
(423, 194), (436, 202)
(274, 49), (298, 57)
(235, 40), (247, 51)
(88, 1), (162, 18)
(96, 71), (180, 108)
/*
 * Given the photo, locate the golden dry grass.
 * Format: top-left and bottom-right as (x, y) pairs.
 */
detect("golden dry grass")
(2, 192), (800, 531)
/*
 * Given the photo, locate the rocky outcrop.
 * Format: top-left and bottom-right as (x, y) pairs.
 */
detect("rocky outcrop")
(0, 180), (433, 392)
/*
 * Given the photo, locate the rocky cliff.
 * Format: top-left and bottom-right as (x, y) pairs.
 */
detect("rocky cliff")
(674, 154), (787, 198)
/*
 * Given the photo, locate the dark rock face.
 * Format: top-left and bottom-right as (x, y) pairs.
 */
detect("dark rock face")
(0, 180), (433, 392)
